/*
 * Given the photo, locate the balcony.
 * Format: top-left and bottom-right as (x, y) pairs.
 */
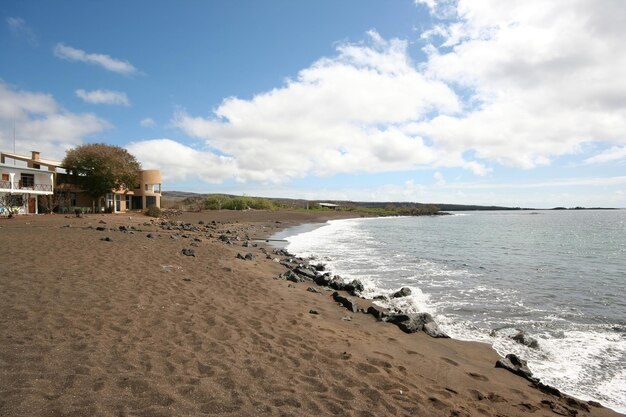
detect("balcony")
(0, 180), (53, 193)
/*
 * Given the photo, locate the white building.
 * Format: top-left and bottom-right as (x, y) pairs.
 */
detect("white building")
(0, 162), (54, 215)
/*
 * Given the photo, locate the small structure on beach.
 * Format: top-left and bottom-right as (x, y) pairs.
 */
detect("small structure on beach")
(318, 202), (340, 210)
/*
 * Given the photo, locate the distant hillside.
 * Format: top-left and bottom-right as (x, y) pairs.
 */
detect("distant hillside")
(161, 191), (526, 211)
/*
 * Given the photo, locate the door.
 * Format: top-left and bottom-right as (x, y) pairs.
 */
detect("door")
(28, 197), (36, 214)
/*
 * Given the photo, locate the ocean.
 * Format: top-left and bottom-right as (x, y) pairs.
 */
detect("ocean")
(279, 210), (626, 413)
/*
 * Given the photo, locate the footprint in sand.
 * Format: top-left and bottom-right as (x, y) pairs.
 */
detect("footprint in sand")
(441, 357), (459, 366)
(467, 372), (489, 381)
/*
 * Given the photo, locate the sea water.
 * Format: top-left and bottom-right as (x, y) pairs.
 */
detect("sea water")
(281, 210), (626, 413)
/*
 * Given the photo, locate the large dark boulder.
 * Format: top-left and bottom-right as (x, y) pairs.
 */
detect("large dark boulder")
(329, 276), (346, 291)
(512, 331), (539, 349)
(344, 279), (364, 296)
(285, 270), (305, 283)
(495, 353), (533, 380)
(314, 273), (332, 287)
(332, 292), (359, 313)
(391, 287), (412, 298)
(293, 266), (317, 280)
(367, 306), (387, 320)
(385, 313), (449, 338)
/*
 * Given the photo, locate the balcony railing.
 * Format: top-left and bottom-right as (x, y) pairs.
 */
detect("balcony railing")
(0, 180), (52, 192)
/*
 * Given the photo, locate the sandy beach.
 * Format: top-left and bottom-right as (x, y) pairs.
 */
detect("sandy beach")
(0, 210), (622, 417)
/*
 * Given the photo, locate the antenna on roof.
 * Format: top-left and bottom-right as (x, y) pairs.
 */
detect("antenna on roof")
(13, 118), (16, 165)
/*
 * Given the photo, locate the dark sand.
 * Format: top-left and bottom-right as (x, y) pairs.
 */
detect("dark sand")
(0, 210), (622, 417)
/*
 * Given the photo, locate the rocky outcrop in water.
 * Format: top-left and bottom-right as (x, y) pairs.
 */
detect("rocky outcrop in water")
(385, 313), (450, 338)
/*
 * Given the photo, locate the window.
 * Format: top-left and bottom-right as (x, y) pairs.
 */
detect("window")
(1, 174), (8, 181)
(20, 174), (34, 188)
(145, 196), (157, 208)
(70, 192), (77, 207)
(144, 184), (148, 191)
(152, 183), (161, 193)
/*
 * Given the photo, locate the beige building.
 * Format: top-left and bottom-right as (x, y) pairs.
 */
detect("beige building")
(0, 150), (161, 213)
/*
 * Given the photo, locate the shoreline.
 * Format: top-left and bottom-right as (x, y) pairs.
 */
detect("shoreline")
(272, 214), (626, 414)
(0, 210), (623, 416)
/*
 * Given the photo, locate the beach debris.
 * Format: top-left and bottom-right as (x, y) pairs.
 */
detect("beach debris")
(181, 248), (195, 257)
(391, 287), (412, 298)
(341, 316), (352, 321)
(309, 309), (319, 315)
(385, 313), (450, 338)
(332, 292), (360, 313)
(306, 287), (321, 294)
(100, 237), (113, 242)
(182, 277), (192, 282)
(146, 233), (155, 239)
(161, 265), (182, 273)
(287, 283), (296, 288)
(99, 220), (106, 224)
(96, 226), (106, 231)
(236, 252), (256, 261)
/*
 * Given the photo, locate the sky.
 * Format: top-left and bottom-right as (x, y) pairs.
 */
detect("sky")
(1, 0), (625, 208)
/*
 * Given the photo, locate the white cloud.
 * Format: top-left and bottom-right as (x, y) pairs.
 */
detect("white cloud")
(434, 171), (446, 185)
(75, 89), (130, 106)
(6, 17), (37, 46)
(416, 0), (626, 169)
(584, 146), (626, 165)
(54, 43), (138, 75)
(140, 118), (156, 128)
(126, 139), (236, 184)
(0, 82), (110, 159)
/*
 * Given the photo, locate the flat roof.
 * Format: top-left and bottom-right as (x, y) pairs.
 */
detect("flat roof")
(0, 162), (54, 174)
(0, 151), (62, 167)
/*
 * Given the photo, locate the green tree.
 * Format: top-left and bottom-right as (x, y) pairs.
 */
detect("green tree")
(62, 144), (141, 209)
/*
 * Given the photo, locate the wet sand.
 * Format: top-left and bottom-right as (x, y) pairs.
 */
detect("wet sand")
(0, 210), (622, 417)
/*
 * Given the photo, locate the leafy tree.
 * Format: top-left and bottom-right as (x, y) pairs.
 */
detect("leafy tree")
(62, 144), (141, 208)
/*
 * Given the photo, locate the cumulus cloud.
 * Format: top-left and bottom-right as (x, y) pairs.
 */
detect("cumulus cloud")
(126, 139), (236, 183)
(75, 89), (130, 106)
(54, 43), (138, 75)
(6, 17), (37, 46)
(0, 82), (110, 159)
(416, 0), (626, 169)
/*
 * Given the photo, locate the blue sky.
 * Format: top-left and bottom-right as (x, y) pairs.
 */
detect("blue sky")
(1, 0), (625, 208)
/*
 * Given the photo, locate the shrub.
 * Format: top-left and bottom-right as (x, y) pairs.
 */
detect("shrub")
(144, 205), (162, 217)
